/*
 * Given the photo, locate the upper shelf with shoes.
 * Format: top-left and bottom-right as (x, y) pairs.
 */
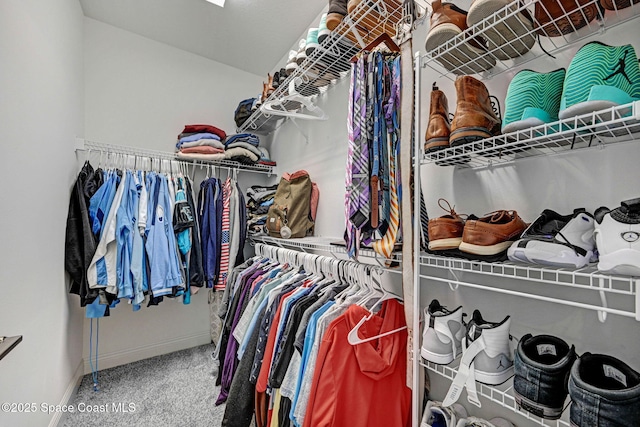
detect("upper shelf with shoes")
(421, 0), (640, 79)
(237, 0), (429, 135)
(422, 99), (640, 168)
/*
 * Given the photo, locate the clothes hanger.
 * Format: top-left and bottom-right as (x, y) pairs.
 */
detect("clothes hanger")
(347, 267), (406, 345)
(261, 79), (328, 120)
(350, 33), (400, 63)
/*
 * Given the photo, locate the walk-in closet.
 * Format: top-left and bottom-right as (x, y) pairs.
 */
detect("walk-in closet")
(2, 1), (640, 426)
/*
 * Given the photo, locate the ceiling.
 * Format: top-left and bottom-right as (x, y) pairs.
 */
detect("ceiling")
(79, 0), (327, 76)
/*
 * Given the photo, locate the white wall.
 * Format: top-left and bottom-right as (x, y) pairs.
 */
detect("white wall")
(263, 9), (640, 426)
(82, 17), (267, 371)
(0, 1), (85, 426)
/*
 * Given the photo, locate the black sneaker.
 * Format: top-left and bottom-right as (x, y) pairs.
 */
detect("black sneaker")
(514, 334), (576, 420)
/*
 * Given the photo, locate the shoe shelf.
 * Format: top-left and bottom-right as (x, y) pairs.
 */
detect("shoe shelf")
(420, 359), (571, 427)
(249, 235), (402, 267)
(237, 0), (429, 135)
(78, 141), (275, 175)
(420, 0), (640, 80)
(421, 101), (640, 169)
(420, 253), (640, 321)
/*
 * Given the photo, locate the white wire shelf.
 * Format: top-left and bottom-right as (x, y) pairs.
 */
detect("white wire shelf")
(420, 0), (640, 79)
(237, 0), (429, 135)
(422, 101), (640, 169)
(249, 235), (403, 266)
(420, 359), (570, 427)
(78, 141), (275, 175)
(420, 253), (639, 320)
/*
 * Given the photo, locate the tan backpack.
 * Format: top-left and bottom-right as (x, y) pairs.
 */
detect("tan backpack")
(266, 171), (318, 238)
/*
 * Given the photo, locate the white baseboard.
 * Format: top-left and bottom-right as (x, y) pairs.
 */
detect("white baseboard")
(83, 331), (211, 374)
(49, 359), (84, 427)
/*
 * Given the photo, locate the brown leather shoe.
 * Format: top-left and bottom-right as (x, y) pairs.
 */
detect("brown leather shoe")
(425, 0), (496, 75)
(425, 84), (451, 153)
(466, 0), (535, 60)
(600, 0), (639, 9)
(460, 210), (527, 255)
(535, 0), (599, 37)
(428, 199), (466, 250)
(449, 75), (501, 146)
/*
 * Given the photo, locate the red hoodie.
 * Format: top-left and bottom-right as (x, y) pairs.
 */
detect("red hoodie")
(303, 299), (411, 427)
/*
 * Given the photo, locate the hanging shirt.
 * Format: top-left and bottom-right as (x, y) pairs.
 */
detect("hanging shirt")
(290, 300), (335, 427)
(89, 170), (118, 238)
(116, 170), (138, 299)
(199, 177), (223, 288)
(87, 170), (127, 296)
(145, 173), (184, 297)
(303, 300), (410, 427)
(130, 170), (146, 308)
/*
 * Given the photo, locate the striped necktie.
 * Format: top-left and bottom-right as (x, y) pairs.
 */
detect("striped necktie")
(344, 60), (358, 258)
(373, 56), (401, 259)
(349, 56), (370, 232)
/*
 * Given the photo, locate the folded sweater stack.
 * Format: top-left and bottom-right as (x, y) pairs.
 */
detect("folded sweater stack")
(175, 126), (274, 166)
(176, 124), (228, 161)
(224, 133), (262, 165)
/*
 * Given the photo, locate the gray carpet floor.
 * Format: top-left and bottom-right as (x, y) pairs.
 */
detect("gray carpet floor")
(61, 344), (226, 427)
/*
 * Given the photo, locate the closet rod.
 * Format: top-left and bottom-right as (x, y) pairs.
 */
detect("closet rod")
(255, 243), (403, 296)
(76, 140), (275, 175)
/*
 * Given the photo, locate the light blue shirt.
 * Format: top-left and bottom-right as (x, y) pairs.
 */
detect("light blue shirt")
(290, 300), (335, 427)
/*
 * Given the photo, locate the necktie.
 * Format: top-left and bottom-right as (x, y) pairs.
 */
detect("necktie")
(349, 56), (370, 232)
(368, 54), (380, 231)
(373, 57), (401, 259)
(380, 57), (392, 235)
(344, 61), (358, 258)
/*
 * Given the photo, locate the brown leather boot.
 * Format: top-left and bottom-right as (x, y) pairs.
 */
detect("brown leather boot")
(425, 0), (495, 75)
(327, 0), (348, 30)
(535, 0), (599, 37)
(449, 76), (501, 147)
(425, 84), (451, 153)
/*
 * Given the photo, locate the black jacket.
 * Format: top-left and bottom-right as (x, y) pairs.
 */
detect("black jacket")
(64, 161), (102, 306)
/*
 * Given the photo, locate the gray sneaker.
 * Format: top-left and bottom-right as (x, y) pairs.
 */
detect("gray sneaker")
(421, 299), (465, 365)
(443, 310), (514, 407)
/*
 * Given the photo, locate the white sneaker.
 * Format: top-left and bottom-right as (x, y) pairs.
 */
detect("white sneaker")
(507, 209), (596, 268)
(295, 39), (307, 65)
(456, 417), (515, 427)
(443, 310), (514, 408)
(285, 50), (298, 75)
(421, 400), (468, 427)
(464, 310), (513, 385)
(421, 299), (465, 365)
(594, 198), (640, 275)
